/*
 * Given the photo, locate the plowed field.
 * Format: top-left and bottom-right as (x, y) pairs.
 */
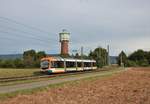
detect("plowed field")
(1, 68), (150, 104)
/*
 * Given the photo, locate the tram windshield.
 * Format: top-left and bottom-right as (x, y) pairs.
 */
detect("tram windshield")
(51, 61), (64, 68)
(41, 60), (49, 69)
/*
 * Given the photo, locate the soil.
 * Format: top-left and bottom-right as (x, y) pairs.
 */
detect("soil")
(0, 67), (150, 104)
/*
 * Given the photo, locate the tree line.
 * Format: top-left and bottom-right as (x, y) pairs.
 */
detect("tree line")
(0, 47), (108, 68)
(0, 48), (149, 68)
(0, 50), (46, 68)
(118, 49), (150, 67)
(88, 47), (108, 67)
(71, 47), (108, 68)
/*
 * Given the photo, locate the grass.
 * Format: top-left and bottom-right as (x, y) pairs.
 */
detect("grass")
(0, 68), (124, 100)
(0, 67), (123, 86)
(0, 72), (83, 86)
(0, 67), (124, 86)
(0, 68), (42, 78)
(0, 77), (49, 86)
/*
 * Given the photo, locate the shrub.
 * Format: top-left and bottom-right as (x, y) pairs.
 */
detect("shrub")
(137, 59), (149, 67)
(14, 59), (25, 68)
(126, 60), (137, 67)
(0, 60), (15, 68)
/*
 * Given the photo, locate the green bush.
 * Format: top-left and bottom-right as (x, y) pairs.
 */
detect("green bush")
(126, 60), (137, 67)
(33, 60), (40, 68)
(14, 59), (25, 68)
(137, 59), (149, 67)
(0, 60), (15, 68)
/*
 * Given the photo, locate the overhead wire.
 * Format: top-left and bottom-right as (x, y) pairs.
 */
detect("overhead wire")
(0, 30), (47, 43)
(0, 35), (59, 54)
(0, 16), (60, 53)
(0, 27), (56, 43)
(0, 30), (57, 47)
(0, 36), (58, 51)
(0, 25), (56, 41)
(0, 16), (58, 41)
(0, 16), (56, 38)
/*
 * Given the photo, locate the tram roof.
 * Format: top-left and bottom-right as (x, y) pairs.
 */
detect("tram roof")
(41, 56), (96, 63)
(54, 56), (96, 62)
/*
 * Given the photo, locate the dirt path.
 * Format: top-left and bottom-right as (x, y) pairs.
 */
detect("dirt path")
(0, 69), (123, 94)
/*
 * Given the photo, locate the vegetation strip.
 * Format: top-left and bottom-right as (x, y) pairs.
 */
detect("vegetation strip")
(0, 68), (41, 78)
(0, 69), (124, 95)
(0, 69), (123, 100)
(0, 68), (120, 87)
(0, 68), (113, 83)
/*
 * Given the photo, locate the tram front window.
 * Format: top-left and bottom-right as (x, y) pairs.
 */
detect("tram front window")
(41, 61), (49, 69)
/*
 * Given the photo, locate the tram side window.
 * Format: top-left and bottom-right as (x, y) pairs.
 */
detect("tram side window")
(77, 62), (82, 67)
(66, 61), (76, 68)
(84, 62), (91, 67)
(93, 62), (96, 67)
(51, 61), (64, 68)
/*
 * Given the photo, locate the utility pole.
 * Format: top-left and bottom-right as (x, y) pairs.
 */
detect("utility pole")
(107, 45), (110, 66)
(81, 46), (84, 69)
(97, 46), (101, 68)
(120, 52), (124, 67)
(81, 46), (83, 59)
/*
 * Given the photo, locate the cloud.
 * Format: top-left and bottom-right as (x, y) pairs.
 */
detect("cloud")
(0, 0), (150, 55)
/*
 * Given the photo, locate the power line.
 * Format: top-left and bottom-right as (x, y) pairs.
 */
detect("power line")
(0, 38), (52, 54)
(0, 25), (56, 41)
(0, 16), (55, 36)
(0, 35), (57, 49)
(0, 36), (58, 50)
(0, 36), (51, 47)
(0, 29), (55, 44)
(0, 30), (55, 46)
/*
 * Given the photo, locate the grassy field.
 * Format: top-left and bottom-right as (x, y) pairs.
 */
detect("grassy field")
(0, 68), (42, 78)
(0, 67), (150, 104)
(0, 66), (119, 78)
(0, 68), (123, 86)
(0, 68), (123, 100)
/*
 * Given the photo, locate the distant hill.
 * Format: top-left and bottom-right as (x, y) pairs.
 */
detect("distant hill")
(0, 54), (60, 60)
(0, 54), (23, 60)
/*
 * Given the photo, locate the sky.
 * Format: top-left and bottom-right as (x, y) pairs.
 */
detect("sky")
(0, 0), (150, 56)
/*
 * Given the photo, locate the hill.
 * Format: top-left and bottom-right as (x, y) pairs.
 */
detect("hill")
(0, 54), (23, 60)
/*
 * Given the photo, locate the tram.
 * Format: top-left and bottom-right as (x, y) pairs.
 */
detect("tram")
(40, 56), (97, 74)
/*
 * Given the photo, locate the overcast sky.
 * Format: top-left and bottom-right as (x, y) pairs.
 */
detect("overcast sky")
(0, 0), (150, 56)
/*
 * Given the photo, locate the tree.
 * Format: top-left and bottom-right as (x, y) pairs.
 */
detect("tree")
(89, 47), (108, 68)
(118, 51), (127, 66)
(23, 50), (37, 67)
(0, 50), (47, 68)
(128, 49), (149, 66)
(0, 60), (15, 68)
(126, 60), (137, 67)
(60, 54), (70, 58)
(145, 51), (150, 64)
(128, 49), (145, 61)
(0, 59), (2, 67)
(14, 59), (25, 68)
(36, 51), (46, 60)
(34, 51), (46, 67)
(75, 53), (80, 58)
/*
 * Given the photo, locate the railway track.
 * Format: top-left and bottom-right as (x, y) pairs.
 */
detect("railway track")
(0, 69), (111, 83)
